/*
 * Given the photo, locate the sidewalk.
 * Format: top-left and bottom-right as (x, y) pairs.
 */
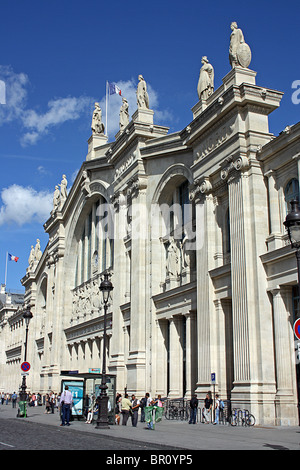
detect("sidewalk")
(0, 403), (300, 450)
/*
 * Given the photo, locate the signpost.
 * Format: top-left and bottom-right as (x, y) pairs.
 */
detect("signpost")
(211, 373), (216, 422)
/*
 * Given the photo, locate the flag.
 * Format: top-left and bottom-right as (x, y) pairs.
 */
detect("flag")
(108, 82), (122, 96)
(8, 253), (19, 262)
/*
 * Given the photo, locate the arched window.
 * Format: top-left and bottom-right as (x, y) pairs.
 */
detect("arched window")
(285, 178), (299, 212)
(75, 197), (113, 287)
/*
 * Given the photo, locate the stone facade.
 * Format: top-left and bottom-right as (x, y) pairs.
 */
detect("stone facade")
(1, 61), (300, 426)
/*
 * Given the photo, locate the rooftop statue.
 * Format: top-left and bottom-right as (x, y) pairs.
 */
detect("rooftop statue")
(119, 97), (129, 130)
(197, 56), (214, 101)
(137, 75), (149, 109)
(91, 102), (105, 135)
(229, 22), (252, 68)
(59, 174), (68, 202)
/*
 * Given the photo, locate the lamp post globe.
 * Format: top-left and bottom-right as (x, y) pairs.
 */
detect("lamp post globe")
(283, 199), (300, 249)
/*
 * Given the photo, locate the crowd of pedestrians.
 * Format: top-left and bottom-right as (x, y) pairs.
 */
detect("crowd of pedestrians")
(188, 391), (226, 425)
(1, 388), (226, 427)
(113, 392), (163, 429)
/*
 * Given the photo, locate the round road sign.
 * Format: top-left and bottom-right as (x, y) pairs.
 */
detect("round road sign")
(21, 362), (30, 372)
(293, 319), (300, 340)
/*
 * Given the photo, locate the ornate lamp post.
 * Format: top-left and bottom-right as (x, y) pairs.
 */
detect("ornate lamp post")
(19, 308), (33, 416)
(284, 199), (300, 290)
(95, 272), (113, 429)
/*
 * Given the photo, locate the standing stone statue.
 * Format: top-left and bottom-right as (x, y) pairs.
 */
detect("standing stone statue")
(197, 56), (214, 101)
(34, 239), (42, 262)
(229, 22), (252, 68)
(53, 185), (60, 212)
(119, 97), (129, 130)
(137, 75), (149, 109)
(59, 174), (68, 203)
(166, 237), (179, 277)
(91, 102), (105, 135)
(28, 245), (35, 269)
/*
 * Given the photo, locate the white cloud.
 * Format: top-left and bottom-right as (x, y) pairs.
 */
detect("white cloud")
(0, 67), (173, 145)
(0, 184), (52, 226)
(0, 65), (94, 146)
(21, 96), (94, 146)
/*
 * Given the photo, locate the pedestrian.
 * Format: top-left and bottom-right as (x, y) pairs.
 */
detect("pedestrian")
(1, 392), (5, 404)
(60, 385), (73, 426)
(203, 392), (213, 423)
(45, 394), (51, 414)
(153, 395), (163, 407)
(213, 394), (220, 425)
(140, 392), (151, 422)
(49, 391), (55, 413)
(131, 394), (140, 427)
(115, 393), (121, 424)
(189, 394), (198, 424)
(85, 400), (98, 424)
(11, 391), (17, 408)
(121, 393), (132, 425)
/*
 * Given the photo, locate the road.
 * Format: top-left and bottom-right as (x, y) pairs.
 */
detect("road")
(0, 417), (179, 451)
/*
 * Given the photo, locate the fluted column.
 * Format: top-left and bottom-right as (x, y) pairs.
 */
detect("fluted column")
(265, 170), (282, 250)
(168, 316), (182, 398)
(193, 191), (215, 393)
(271, 287), (298, 425)
(228, 174), (250, 384)
(184, 310), (197, 398)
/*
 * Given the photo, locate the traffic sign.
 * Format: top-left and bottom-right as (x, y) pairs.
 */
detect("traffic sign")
(294, 319), (300, 340)
(21, 362), (30, 372)
(211, 372), (216, 384)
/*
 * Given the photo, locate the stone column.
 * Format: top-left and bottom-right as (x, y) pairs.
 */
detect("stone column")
(184, 310), (197, 398)
(265, 170), (282, 250)
(228, 174), (251, 385)
(168, 316), (183, 398)
(109, 192), (127, 390)
(271, 287), (298, 425)
(126, 178), (148, 393)
(155, 319), (168, 396)
(193, 190), (215, 395)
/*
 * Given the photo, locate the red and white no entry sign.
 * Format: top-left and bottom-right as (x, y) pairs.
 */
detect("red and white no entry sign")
(21, 362), (30, 372)
(293, 319), (300, 340)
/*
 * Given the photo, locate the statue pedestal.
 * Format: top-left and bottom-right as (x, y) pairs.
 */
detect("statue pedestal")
(86, 133), (109, 160)
(132, 108), (154, 125)
(222, 66), (257, 89)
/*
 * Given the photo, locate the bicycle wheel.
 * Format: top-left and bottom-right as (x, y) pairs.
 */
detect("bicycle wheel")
(247, 414), (255, 426)
(230, 414), (237, 426)
(237, 409), (243, 426)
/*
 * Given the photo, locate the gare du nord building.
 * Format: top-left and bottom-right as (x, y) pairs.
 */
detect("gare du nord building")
(10, 35), (300, 426)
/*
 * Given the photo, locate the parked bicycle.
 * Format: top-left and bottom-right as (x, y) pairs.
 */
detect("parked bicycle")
(230, 408), (255, 426)
(164, 399), (190, 421)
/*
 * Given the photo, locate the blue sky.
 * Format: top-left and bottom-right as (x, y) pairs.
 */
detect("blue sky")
(0, 0), (299, 291)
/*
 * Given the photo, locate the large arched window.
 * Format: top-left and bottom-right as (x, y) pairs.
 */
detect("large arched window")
(75, 197), (113, 287)
(285, 178), (299, 212)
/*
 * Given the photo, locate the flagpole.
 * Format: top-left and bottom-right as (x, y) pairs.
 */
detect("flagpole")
(105, 81), (108, 138)
(4, 251), (8, 287)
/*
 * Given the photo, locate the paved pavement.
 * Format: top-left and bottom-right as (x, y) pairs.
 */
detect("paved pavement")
(0, 403), (300, 450)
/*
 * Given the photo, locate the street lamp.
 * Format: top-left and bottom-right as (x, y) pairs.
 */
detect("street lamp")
(95, 272), (113, 429)
(18, 307), (33, 417)
(284, 199), (300, 287)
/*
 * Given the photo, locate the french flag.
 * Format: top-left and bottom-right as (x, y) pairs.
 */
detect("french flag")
(8, 253), (19, 262)
(108, 82), (122, 96)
